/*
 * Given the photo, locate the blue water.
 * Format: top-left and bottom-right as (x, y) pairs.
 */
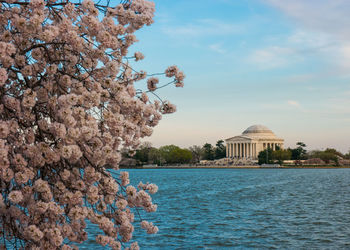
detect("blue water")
(82, 169), (350, 249)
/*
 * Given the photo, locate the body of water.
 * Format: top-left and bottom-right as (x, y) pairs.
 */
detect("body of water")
(82, 168), (350, 249)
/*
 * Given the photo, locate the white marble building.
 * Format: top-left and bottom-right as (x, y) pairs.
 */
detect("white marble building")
(225, 125), (284, 159)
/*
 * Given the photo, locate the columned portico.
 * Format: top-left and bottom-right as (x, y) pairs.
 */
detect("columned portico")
(225, 125), (284, 160)
(226, 142), (256, 159)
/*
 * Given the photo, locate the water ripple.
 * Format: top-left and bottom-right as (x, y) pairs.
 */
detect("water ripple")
(80, 169), (350, 249)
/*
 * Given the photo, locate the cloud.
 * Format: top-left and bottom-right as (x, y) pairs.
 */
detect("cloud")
(161, 19), (242, 38)
(264, 0), (350, 41)
(247, 1), (350, 74)
(260, 1), (350, 74)
(209, 43), (226, 54)
(287, 32), (350, 73)
(287, 100), (300, 107)
(248, 46), (299, 69)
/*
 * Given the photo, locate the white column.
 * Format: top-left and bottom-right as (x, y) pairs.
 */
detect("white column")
(247, 143), (249, 158)
(239, 143), (243, 158)
(240, 143), (242, 158)
(255, 143), (257, 158)
(231, 143), (233, 158)
(249, 143), (252, 158)
(242, 143), (245, 158)
(226, 143), (229, 157)
(253, 143), (255, 158)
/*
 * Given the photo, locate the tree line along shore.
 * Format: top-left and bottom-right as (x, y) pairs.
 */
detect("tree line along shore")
(120, 141), (350, 168)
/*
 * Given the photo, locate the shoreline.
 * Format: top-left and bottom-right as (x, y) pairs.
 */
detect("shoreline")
(120, 165), (350, 169)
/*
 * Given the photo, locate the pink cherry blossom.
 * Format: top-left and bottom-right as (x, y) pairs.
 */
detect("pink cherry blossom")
(0, 68), (7, 86)
(147, 77), (159, 91)
(0, 0), (183, 248)
(8, 190), (23, 203)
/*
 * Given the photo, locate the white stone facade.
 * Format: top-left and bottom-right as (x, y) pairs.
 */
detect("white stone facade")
(225, 125), (284, 160)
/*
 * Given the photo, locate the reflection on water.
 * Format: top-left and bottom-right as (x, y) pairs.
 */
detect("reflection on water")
(80, 169), (350, 249)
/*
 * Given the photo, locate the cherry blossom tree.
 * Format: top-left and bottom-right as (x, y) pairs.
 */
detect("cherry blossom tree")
(0, 0), (184, 248)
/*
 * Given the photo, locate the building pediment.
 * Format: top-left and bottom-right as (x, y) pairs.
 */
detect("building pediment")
(226, 135), (252, 142)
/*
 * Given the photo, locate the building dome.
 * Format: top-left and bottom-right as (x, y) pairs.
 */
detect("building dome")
(242, 125), (274, 134)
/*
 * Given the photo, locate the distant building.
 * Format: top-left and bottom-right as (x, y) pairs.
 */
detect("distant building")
(225, 125), (284, 159)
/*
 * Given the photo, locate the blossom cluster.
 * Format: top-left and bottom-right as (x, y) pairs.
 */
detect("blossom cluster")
(0, 0), (184, 248)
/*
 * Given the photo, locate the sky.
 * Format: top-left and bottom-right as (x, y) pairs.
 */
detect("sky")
(127, 0), (350, 153)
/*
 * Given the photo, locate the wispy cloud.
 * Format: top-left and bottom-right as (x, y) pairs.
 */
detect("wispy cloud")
(161, 19), (242, 38)
(262, 0), (350, 73)
(209, 43), (226, 54)
(248, 46), (299, 69)
(264, 0), (350, 40)
(287, 100), (301, 107)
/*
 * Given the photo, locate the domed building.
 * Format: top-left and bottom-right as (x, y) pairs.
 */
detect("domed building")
(225, 125), (284, 159)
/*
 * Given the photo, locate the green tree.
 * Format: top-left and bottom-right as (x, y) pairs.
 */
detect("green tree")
(159, 145), (180, 164)
(258, 148), (273, 165)
(319, 152), (338, 165)
(148, 148), (163, 165)
(133, 142), (153, 164)
(344, 150), (350, 159)
(203, 143), (215, 160)
(324, 148), (343, 158)
(158, 145), (192, 164)
(272, 149), (292, 165)
(290, 142), (307, 160)
(310, 148), (341, 165)
(173, 148), (192, 164)
(189, 145), (203, 163)
(214, 140), (226, 159)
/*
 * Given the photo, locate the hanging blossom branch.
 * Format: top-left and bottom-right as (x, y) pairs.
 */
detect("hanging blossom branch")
(0, 0), (185, 249)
